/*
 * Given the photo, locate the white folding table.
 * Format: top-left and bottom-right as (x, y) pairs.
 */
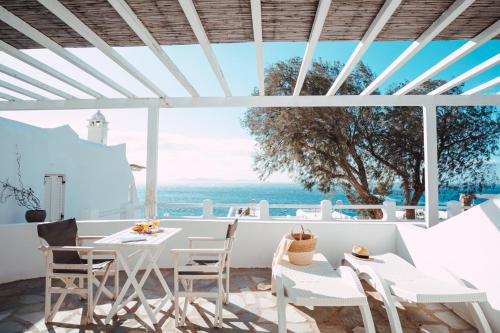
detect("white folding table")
(95, 227), (181, 325)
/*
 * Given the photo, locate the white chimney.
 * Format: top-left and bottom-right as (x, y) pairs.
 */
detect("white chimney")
(87, 110), (108, 145)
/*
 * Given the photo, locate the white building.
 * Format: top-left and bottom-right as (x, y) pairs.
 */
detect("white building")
(0, 115), (138, 224)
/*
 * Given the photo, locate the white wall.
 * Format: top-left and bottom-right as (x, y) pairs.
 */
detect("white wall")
(0, 219), (399, 284)
(0, 117), (136, 224)
(396, 196), (500, 332)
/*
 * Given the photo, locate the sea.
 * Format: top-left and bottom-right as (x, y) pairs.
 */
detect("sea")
(136, 183), (499, 218)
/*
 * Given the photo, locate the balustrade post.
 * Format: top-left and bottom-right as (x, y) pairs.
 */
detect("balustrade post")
(259, 200), (270, 220)
(446, 200), (461, 219)
(382, 201), (397, 221)
(202, 199), (214, 219)
(320, 200), (332, 221)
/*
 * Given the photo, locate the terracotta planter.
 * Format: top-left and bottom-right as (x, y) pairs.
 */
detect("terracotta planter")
(25, 209), (46, 223)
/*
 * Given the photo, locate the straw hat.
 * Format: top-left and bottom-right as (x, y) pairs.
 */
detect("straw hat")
(351, 245), (371, 260)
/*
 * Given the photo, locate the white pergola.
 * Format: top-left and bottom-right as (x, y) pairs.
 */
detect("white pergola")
(0, 0), (499, 227)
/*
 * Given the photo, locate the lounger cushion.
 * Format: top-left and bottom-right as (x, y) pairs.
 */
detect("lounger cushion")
(345, 253), (487, 303)
(278, 253), (367, 306)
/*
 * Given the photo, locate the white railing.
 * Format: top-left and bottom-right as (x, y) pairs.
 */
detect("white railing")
(79, 199), (474, 222)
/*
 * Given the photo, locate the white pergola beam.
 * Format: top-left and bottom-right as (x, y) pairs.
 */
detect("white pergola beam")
(461, 76), (500, 95)
(145, 106), (159, 218)
(293, 0), (332, 96)
(1, 95), (499, 111)
(0, 64), (75, 99)
(0, 91), (18, 101)
(428, 54), (500, 95)
(327, 0), (401, 96)
(395, 20), (500, 95)
(0, 5), (135, 98)
(423, 104), (439, 227)
(361, 0), (475, 96)
(0, 40), (104, 98)
(178, 0), (232, 97)
(251, 0), (265, 96)
(38, 0), (167, 98)
(0, 79), (47, 100)
(107, 0), (199, 97)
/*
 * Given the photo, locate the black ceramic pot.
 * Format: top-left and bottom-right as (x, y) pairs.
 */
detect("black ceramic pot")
(25, 209), (47, 223)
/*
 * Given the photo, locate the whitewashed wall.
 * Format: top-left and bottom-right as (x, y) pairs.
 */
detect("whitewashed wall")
(0, 219), (399, 283)
(396, 196), (500, 332)
(0, 117), (136, 224)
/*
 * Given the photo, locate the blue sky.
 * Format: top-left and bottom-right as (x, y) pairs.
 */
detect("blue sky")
(0, 40), (498, 184)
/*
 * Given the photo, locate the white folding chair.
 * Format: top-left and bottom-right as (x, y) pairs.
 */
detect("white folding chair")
(37, 219), (118, 324)
(171, 218), (238, 327)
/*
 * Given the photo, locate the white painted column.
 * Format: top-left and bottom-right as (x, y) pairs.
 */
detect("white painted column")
(145, 106), (159, 219)
(423, 104), (439, 227)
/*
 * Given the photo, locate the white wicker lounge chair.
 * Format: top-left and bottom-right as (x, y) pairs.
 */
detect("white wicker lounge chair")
(343, 253), (492, 333)
(275, 253), (375, 333)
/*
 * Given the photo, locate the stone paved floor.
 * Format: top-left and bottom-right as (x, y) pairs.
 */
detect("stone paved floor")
(0, 269), (477, 333)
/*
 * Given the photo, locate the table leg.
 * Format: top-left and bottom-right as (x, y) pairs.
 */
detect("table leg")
(105, 249), (148, 324)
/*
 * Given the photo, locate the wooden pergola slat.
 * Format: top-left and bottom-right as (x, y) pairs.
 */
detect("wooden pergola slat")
(0, 40), (104, 98)
(293, 0), (332, 96)
(361, 0), (476, 96)
(107, 0), (199, 97)
(462, 76), (500, 95)
(0, 90), (19, 101)
(395, 19), (500, 95)
(326, 0), (401, 96)
(178, 0), (232, 97)
(251, 0), (264, 96)
(0, 79), (47, 100)
(0, 5), (135, 98)
(428, 54), (500, 95)
(37, 0), (167, 98)
(0, 64), (75, 99)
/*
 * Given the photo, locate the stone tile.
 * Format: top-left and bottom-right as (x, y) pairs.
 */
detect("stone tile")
(0, 268), (480, 333)
(420, 324), (450, 333)
(0, 319), (27, 333)
(422, 303), (448, 311)
(433, 311), (473, 330)
(404, 306), (440, 324)
(0, 310), (12, 321)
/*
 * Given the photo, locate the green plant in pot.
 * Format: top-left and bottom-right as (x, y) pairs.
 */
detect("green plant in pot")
(0, 151), (45, 223)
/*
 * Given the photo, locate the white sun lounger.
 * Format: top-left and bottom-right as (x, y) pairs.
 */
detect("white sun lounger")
(275, 253), (375, 333)
(343, 253), (491, 333)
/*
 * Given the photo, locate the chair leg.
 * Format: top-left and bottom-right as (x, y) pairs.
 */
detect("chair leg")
(174, 272), (180, 327)
(87, 276), (94, 325)
(180, 280), (190, 326)
(44, 276), (51, 323)
(224, 266), (230, 304)
(216, 277), (223, 328)
(79, 277), (87, 300)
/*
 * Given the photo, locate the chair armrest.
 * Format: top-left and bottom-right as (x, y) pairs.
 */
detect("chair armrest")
(77, 235), (105, 240)
(39, 246), (94, 253)
(188, 237), (226, 242)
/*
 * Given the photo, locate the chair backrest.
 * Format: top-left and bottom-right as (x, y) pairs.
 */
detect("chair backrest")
(222, 217), (239, 268)
(225, 217), (239, 239)
(37, 218), (81, 264)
